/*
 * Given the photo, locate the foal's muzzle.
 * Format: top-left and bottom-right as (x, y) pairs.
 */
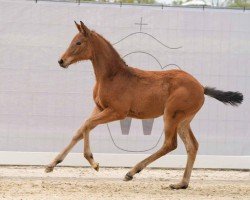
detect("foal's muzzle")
(58, 59), (67, 68)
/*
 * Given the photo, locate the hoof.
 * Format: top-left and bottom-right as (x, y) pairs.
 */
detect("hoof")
(169, 183), (188, 190)
(123, 173), (133, 181)
(93, 163), (99, 172)
(45, 165), (54, 173)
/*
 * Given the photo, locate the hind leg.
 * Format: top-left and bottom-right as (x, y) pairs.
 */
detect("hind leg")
(123, 109), (186, 181)
(170, 119), (199, 189)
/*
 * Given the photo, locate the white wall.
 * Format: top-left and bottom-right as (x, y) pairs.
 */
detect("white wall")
(0, 0), (249, 165)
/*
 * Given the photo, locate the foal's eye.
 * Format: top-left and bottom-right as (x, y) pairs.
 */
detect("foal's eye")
(76, 42), (81, 45)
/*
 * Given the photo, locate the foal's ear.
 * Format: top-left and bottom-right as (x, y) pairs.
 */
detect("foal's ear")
(74, 21), (82, 33)
(80, 21), (91, 37)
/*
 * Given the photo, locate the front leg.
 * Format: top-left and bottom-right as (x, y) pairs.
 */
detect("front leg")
(81, 108), (126, 170)
(83, 124), (99, 171)
(45, 107), (101, 173)
(45, 129), (83, 173)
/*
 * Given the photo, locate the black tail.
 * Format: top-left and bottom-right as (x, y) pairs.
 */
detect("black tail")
(204, 87), (243, 106)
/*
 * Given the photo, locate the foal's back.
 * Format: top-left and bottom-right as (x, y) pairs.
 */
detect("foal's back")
(120, 67), (205, 119)
(127, 67), (204, 95)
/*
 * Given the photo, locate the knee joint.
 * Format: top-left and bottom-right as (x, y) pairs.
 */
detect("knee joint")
(83, 120), (94, 132)
(194, 141), (199, 151)
(84, 152), (93, 159)
(164, 140), (177, 153)
(72, 134), (81, 142)
(171, 142), (178, 151)
(187, 143), (199, 155)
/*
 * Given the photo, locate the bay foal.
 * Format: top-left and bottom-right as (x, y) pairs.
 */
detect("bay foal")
(45, 21), (243, 189)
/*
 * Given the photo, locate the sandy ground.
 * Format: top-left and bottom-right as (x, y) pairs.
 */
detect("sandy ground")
(0, 166), (249, 200)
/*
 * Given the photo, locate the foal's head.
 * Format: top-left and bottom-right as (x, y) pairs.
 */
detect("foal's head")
(58, 21), (93, 68)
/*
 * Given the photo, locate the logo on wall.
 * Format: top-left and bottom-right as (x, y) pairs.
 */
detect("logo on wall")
(108, 17), (182, 152)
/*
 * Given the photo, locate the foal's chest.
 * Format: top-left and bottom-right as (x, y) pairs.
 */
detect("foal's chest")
(93, 83), (110, 110)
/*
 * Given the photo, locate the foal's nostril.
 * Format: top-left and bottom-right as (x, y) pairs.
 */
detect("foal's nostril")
(58, 59), (64, 65)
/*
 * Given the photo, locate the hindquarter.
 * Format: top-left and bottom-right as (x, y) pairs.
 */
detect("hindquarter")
(166, 75), (205, 120)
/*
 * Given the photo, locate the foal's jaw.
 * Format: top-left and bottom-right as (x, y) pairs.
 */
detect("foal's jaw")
(58, 56), (87, 69)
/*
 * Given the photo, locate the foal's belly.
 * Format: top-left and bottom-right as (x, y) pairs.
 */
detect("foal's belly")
(127, 80), (169, 119)
(128, 109), (164, 119)
(128, 94), (167, 119)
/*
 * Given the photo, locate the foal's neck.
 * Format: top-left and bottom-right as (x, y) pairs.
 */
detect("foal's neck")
(90, 32), (126, 81)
